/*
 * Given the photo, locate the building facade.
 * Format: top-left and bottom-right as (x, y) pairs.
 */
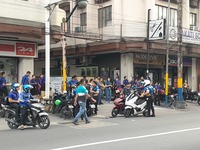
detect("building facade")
(0, 0), (65, 84)
(36, 0), (200, 91)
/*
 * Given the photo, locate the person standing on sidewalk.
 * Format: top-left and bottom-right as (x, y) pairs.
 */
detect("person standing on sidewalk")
(0, 71), (11, 97)
(73, 79), (91, 125)
(141, 80), (155, 117)
(21, 71), (31, 85)
(105, 77), (112, 103)
(90, 81), (99, 115)
(97, 77), (105, 105)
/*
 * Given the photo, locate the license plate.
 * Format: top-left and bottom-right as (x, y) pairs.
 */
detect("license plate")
(68, 105), (74, 109)
(90, 104), (95, 108)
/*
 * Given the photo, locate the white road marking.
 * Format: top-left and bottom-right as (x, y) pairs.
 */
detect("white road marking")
(50, 127), (200, 150)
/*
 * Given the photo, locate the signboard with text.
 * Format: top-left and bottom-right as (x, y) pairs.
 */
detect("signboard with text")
(0, 41), (37, 58)
(169, 27), (200, 45)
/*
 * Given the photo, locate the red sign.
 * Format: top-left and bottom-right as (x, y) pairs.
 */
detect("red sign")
(16, 42), (36, 56)
(0, 44), (15, 52)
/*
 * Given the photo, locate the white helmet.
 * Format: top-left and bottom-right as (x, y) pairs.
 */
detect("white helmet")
(144, 80), (150, 87)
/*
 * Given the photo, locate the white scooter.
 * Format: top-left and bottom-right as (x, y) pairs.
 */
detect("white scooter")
(124, 91), (148, 118)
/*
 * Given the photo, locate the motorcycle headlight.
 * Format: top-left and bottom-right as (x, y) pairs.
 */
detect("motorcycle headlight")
(170, 95), (174, 98)
(198, 93), (200, 96)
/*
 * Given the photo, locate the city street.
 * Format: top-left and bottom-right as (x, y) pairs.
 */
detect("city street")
(1, 101), (200, 150)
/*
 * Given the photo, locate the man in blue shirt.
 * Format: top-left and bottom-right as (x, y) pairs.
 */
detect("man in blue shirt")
(0, 71), (11, 97)
(19, 85), (34, 129)
(73, 79), (91, 125)
(141, 80), (155, 117)
(21, 71), (31, 85)
(8, 83), (20, 123)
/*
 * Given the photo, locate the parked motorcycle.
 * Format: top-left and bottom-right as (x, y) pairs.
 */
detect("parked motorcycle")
(86, 98), (96, 117)
(185, 89), (198, 101)
(5, 99), (50, 129)
(124, 91), (148, 118)
(52, 90), (74, 119)
(0, 96), (8, 117)
(111, 94), (125, 117)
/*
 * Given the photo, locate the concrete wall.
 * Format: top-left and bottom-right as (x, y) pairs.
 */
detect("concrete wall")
(18, 58), (34, 83)
(0, 0), (65, 26)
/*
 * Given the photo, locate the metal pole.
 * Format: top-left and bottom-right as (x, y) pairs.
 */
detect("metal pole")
(45, 0), (50, 99)
(62, 34), (67, 92)
(147, 9), (151, 79)
(176, 0), (185, 108)
(165, 0), (170, 106)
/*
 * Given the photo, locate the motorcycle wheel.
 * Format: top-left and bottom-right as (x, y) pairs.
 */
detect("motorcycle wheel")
(38, 116), (50, 129)
(60, 106), (72, 119)
(111, 108), (119, 117)
(7, 115), (19, 129)
(0, 107), (5, 117)
(87, 107), (92, 117)
(142, 109), (148, 117)
(124, 109), (132, 118)
(198, 98), (200, 105)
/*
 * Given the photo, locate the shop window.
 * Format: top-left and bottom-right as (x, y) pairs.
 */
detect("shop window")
(0, 57), (18, 84)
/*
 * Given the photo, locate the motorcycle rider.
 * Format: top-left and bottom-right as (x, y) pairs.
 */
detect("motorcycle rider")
(8, 83), (21, 123)
(122, 83), (131, 97)
(19, 85), (34, 130)
(141, 80), (155, 117)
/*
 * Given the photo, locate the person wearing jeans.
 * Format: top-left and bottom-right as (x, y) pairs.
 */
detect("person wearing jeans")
(105, 78), (112, 103)
(73, 79), (91, 125)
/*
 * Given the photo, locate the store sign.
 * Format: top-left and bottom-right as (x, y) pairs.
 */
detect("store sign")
(169, 27), (200, 45)
(0, 41), (37, 58)
(16, 42), (36, 56)
(168, 56), (192, 67)
(0, 44), (15, 52)
(133, 53), (165, 65)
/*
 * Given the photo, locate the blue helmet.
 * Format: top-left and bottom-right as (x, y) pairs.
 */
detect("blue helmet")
(23, 85), (33, 93)
(12, 83), (20, 91)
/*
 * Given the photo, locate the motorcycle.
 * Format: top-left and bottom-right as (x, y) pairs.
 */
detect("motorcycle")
(5, 99), (50, 129)
(185, 89), (198, 101)
(86, 98), (96, 117)
(168, 94), (177, 108)
(0, 96), (8, 117)
(52, 90), (74, 119)
(197, 93), (200, 105)
(111, 94), (125, 117)
(124, 91), (148, 118)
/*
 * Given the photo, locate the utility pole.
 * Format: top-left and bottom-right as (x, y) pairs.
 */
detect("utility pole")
(147, 9), (151, 79)
(165, 0), (170, 106)
(176, 0), (185, 108)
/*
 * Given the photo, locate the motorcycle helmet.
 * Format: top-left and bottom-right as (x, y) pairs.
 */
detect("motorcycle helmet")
(12, 83), (20, 91)
(23, 85), (33, 93)
(55, 99), (61, 106)
(144, 80), (150, 87)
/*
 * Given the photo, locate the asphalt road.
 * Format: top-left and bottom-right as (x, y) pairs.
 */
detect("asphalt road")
(1, 102), (200, 150)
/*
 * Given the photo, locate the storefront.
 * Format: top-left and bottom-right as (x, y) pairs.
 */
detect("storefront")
(0, 40), (37, 83)
(133, 53), (165, 83)
(168, 56), (192, 88)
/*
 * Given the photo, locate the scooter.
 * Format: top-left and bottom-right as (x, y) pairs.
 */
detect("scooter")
(111, 94), (125, 117)
(0, 96), (8, 117)
(124, 92), (148, 118)
(5, 99), (50, 129)
(86, 98), (96, 117)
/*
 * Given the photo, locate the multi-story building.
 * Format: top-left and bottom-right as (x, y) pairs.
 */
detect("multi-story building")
(0, 0), (65, 83)
(36, 0), (200, 90)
